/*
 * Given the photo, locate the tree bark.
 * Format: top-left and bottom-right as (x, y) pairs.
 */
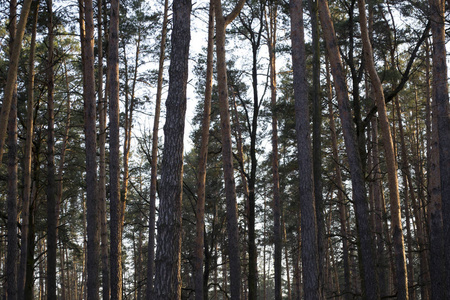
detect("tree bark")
(18, 4), (38, 297)
(290, 0), (320, 298)
(428, 0), (450, 294)
(107, 0), (122, 294)
(83, 0), (100, 295)
(6, 1), (18, 297)
(318, 0), (379, 298)
(213, 0), (246, 298)
(97, 0), (109, 297)
(46, 0), (57, 297)
(266, 4), (282, 300)
(146, 0), (168, 297)
(0, 0), (33, 163)
(195, 2), (214, 300)
(326, 55), (352, 300)
(153, 0), (191, 297)
(357, 2), (409, 298)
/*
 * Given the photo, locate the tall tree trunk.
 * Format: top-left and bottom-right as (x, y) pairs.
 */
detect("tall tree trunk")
(18, 4), (38, 297)
(326, 55), (352, 300)
(195, 2), (214, 300)
(0, 0), (33, 163)
(308, 0), (326, 295)
(428, 0), (450, 294)
(107, 0), (122, 294)
(46, 0), (57, 297)
(317, 0), (379, 298)
(357, 2), (409, 298)
(213, 0), (246, 297)
(6, 1), (18, 298)
(146, 0), (168, 297)
(97, 0), (109, 297)
(290, 0), (319, 298)
(83, 0), (100, 295)
(153, 0), (191, 297)
(266, 4), (282, 300)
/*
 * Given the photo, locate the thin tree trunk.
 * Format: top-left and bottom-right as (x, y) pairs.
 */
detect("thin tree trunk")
(290, 0), (319, 298)
(153, 0), (191, 297)
(82, 0), (100, 295)
(326, 55), (351, 300)
(428, 0), (450, 294)
(107, 0), (121, 294)
(195, 2), (214, 300)
(318, 0), (379, 298)
(18, 4), (38, 297)
(213, 0), (246, 297)
(308, 0), (326, 295)
(97, 0), (109, 297)
(146, 0), (168, 297)
(46, 0), (57, 297)
(266, 5), (282, 300)
(357, 2), (408, 298)
(6, 1), (18, 297)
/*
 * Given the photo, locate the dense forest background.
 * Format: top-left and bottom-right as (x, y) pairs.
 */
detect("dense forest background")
(0, 0), (449, 299)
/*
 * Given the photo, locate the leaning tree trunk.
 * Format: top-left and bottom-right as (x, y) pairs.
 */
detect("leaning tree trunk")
(146, 0), (168, 297)
(290, 0), (320, 298)
(318, 0), (379, 298)
(0, 0), (33, 163)
(213, 0), (246, 297)
(357, 2), (409, 299)
(18, 3), (38, 298)
(153, 0), (191, 297)
(194, 2), (214, 299)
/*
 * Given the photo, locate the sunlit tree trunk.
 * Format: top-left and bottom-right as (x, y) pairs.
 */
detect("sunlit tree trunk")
(195, 2), (214, 299)
(318, 0), (379, 298)
(213, 0), (246, 297)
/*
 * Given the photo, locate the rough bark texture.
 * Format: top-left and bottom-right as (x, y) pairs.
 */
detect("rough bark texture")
(46, 0), (57, 298)
(83, 0), (100, 296)
(213, 0), (246, 297)
(357, 2), (409, 299)
(318, 0), (379, 298)
(107, 0), (122, 294)
(290, 0), (320, 299)
(195, 2), (214, 300)
(428, 0), (450, 294)
(18, 4), (38, 298)
(153, 0), (190, 297)
(146, 0), (168, 298)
